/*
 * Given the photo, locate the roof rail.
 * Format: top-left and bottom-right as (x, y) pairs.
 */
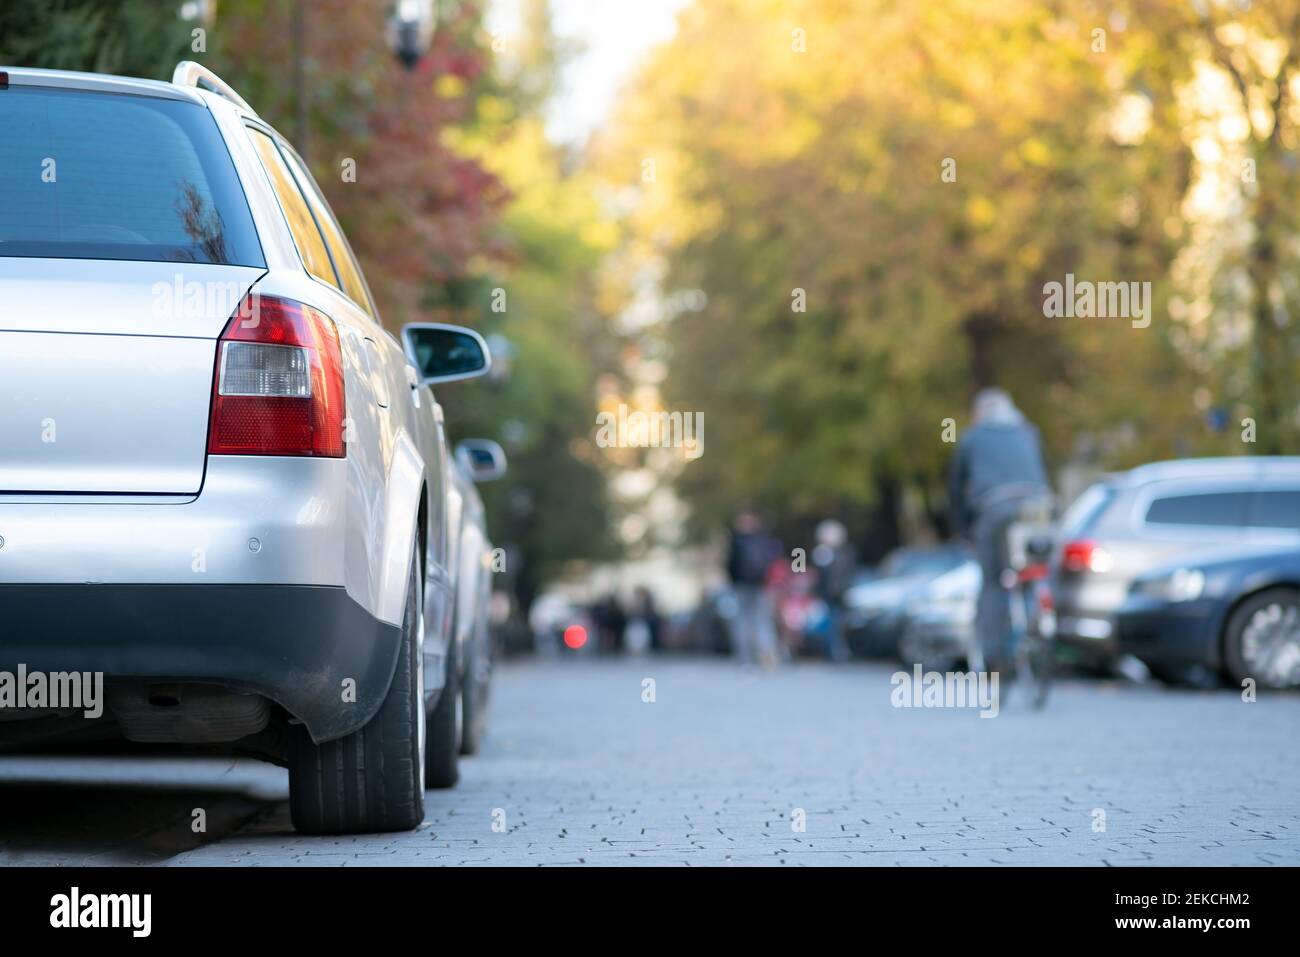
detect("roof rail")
(171, 60), (257, 116)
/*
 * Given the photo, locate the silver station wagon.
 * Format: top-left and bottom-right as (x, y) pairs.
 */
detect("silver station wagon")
(0, 62), (497, 834)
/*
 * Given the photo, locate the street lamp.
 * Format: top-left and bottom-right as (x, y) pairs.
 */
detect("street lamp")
(386, 0), (437, 70)
(179, 0), (217, 26)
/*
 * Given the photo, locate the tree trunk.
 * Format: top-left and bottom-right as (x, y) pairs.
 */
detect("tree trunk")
(1247, 164), (1292, 454)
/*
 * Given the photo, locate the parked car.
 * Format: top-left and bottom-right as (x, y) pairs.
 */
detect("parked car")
(0, 62), (494, 834)
(446, 438), (507, 754)
(843, 545), (971, 657)
(896, 559), (981, 672)
(681, 586), (737, 655)
(1118, 545), (1300, 689)
(1053, 457), (1300, 669)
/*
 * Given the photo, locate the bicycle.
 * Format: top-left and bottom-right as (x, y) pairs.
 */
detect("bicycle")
(1000, 498), (1057, 708)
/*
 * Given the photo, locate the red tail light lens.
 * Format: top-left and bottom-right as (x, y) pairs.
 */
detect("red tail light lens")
(207, 294), (346, 457)
(1061, 539), (1113, 574)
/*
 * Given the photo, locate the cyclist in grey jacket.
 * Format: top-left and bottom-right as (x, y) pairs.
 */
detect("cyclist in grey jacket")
(948, 389), (1051, 672)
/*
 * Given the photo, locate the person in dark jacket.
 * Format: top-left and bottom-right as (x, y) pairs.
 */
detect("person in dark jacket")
(726, 511), (782, 667)
(948, 388), (1050, 673)
(631, 585), (663, 652)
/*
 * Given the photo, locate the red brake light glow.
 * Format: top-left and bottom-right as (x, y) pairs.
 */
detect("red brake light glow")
(1061, 539), (1113, 574)
(207, 294), (346, 457)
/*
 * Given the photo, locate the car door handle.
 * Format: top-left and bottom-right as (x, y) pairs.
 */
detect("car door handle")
(404, 365), (422, 407)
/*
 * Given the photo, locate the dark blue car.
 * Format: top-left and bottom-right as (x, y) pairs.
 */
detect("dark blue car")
(1117, 545), (1300, 689)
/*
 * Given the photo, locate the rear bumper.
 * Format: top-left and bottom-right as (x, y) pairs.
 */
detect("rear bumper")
(1053, 575), (1123, 661)
(0, 456), (347, 587)
(1115, 595), (1222, 670)
(1054, 615), (1118, 661)
(0, 583), (401, 743)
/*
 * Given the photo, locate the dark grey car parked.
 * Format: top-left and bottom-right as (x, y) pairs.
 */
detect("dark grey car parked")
(1054, 457), (1300, 667)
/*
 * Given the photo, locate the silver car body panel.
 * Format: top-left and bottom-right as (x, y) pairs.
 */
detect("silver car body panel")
(0, 258), (264, 494)
(1, 66), (204, 105)
(0, 456), (347, 585)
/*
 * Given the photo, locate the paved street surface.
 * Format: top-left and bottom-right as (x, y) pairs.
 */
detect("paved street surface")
(1, 657), (1296, 866)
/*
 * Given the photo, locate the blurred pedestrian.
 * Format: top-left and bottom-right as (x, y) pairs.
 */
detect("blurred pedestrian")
(948, 388), (1051, 674)
(630, 585), (664, 652)
(591, 592), (627, 655)
(726, 510), (782, 668)
(812, 519), (856, 661)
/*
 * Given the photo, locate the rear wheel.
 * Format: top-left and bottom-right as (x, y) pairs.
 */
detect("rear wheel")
(288, 543), (426, 834)
(459, 637), (488, 756)
(1021, 631), (1054, 708)
(1022, 586), (1054, 708)
(424, 635), (461, 788)
(462, 616), (491, 759)
(1224, 587), (1300, 690)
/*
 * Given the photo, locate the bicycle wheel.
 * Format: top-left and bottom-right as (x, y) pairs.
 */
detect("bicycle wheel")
(1024, 631), (1054, 708)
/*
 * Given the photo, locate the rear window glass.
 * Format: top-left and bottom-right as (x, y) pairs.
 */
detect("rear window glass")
(0, 86), (263, 266)
(1059, 484), (1114, 536)
(279, 146), (374, 315)
(247, 129), (338, 289)
(1144, 492), (1249, 527)
(1247, 490), (1300, 529)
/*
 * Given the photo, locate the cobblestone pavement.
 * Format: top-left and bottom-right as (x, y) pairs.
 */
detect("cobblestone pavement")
(2, 657), (1296, 866)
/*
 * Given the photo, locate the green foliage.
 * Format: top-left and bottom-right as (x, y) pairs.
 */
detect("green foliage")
(441, 7), (621, 595)
(0, 0), (192, 78)
(600, 0), (1239, 542)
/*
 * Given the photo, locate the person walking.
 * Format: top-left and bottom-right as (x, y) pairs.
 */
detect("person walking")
(947, 388), (1051, 674)
(726, 510), (782, 668)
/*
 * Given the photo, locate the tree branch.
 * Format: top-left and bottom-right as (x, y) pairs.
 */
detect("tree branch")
(1266, 11), (1300, 145)
(1199, 14), (1257, 140)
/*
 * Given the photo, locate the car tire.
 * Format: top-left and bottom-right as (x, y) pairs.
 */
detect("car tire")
(424, 634), (461, 788)
(288, 542), (426, 835)
(1223, 586), (1300, 690)
(459, 632), (489, 756)
(1147, 663), (1192, 687)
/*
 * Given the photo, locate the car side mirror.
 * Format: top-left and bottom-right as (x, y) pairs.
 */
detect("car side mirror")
(401, 323), (491, 385)
(455, 439), (507, 482)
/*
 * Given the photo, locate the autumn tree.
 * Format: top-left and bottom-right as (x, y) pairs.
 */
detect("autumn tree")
(598, 0), (1209, 547)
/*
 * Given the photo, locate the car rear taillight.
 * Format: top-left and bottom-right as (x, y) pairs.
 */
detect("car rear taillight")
(1061, 539), (1113, 574)
(207, 294), (345, 457)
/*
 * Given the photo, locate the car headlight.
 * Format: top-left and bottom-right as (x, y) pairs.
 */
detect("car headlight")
(1134, 568), (1205, 603)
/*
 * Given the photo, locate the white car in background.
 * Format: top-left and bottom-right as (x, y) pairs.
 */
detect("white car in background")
(897, 560), (982, 672)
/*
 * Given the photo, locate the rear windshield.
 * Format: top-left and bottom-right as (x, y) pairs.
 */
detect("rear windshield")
(0, 86), (263, 266)
(1059, 483), (1115, 536)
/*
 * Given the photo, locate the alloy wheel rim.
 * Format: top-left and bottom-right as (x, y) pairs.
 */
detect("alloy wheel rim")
(1242, 601), (1300, 688)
